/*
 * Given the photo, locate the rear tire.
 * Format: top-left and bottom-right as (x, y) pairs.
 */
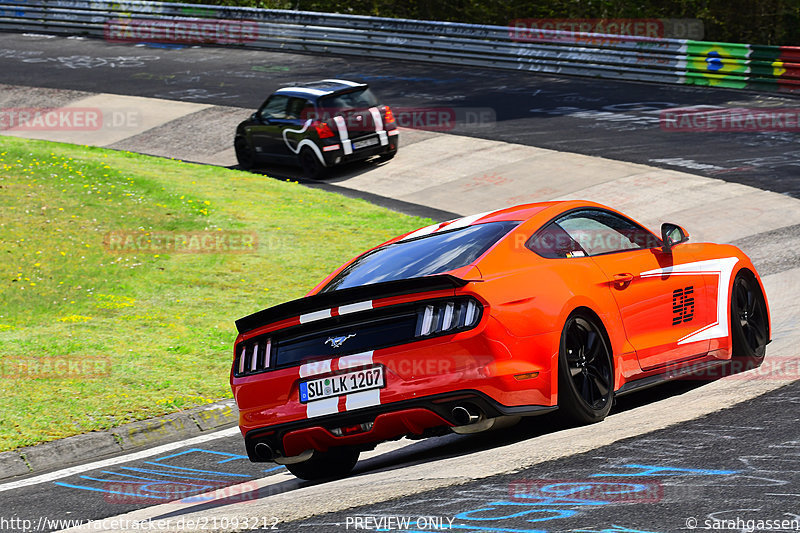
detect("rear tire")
(557, 312), (614, 425)
(284, 447), (359, 481)
(299, 147), (328, 180)
(730, 270), (768, 370)
(376, 151), (396, 163)
(234, 137), (255, 170)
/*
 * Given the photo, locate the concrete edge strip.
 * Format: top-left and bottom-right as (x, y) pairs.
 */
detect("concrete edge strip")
(0, 400), (239, 482)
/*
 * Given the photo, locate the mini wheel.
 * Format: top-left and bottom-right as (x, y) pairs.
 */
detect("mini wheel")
(299, 148), (328, 180)
(234, 137), (255, 170)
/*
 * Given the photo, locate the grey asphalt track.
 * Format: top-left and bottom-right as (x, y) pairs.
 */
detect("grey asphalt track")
(1, 33), (799, 197)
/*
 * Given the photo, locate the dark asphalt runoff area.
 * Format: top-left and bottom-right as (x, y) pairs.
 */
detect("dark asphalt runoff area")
(1, 33), (799, 197)
(290, 379), (800, 533)
(1, 378), (795, 532)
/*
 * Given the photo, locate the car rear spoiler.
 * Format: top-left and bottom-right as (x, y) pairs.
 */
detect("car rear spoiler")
(235, 275), (469, 334)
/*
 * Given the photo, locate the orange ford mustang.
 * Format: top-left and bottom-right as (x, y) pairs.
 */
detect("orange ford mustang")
(231, 200), (770, 479)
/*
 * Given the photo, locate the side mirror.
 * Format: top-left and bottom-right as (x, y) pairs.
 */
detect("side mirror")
(661, 223), (690, 252)
(253, 112), (271, 124)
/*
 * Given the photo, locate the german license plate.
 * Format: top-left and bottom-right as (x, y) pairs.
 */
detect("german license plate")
(352, 137), (379, 150)
(299, 366), (384, 403)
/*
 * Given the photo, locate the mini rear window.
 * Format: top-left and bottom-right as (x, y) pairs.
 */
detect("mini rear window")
(319, 88), (379, 110)
(321, 221), (520, 292)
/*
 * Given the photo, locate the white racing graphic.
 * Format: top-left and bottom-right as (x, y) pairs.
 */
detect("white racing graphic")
(281, 118), (326, 164)
(399, 209), (501, 241)
(368, 106), (389, 146)
(298, 300), (373, 325)
(333, 115), (353, 155)
(639, 257), (740, 345)
(283, 105), (389, 162)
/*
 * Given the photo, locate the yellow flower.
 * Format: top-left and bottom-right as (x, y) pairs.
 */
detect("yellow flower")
(58, 315), (92, 323)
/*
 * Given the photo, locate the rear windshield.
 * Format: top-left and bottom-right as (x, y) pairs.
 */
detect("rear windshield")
(321, 221), (520, 292)
(319, 88), (379, 110)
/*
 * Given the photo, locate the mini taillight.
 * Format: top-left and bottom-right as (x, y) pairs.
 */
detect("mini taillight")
(383, 106), (395, 125)
(234, 337), (272, 376)
(415, 298), (482, 337)
(315, 121), (335, 139)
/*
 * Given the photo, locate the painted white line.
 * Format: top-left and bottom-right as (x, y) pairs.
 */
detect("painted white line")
(0, 426), (241, 492)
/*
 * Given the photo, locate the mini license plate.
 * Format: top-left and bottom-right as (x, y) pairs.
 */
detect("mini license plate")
(299, 366), (384, 403)
(352, 137), (379, 150)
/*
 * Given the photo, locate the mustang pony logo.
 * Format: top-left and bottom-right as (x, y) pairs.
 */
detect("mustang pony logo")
(325, 334), (356, 348)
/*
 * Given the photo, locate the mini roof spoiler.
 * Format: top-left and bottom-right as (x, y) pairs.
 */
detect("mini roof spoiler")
(235, 275), (469, 334)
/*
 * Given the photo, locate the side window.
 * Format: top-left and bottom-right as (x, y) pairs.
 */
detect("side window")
(286, 97), (312, 120)
(527, 222), (587, 259)
(556, 209), (660, 256)
(259, 95), (290, 120)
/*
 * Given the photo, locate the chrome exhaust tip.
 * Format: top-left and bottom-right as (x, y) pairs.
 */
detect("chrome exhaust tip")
(452, 405), (481, 426)
(254, 442), (275, 462)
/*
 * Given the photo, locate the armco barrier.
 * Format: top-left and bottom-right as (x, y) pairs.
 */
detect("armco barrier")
(0, 0), (798, 93)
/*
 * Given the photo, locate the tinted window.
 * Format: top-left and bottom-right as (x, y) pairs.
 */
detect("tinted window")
(555, 209), (660, 256)
(322, 221), (520, 292)
(260, 95), (289, 120)
(319, 88), (379, 111)
(286, 97), (312, 120)
(527, 222), (586, 258)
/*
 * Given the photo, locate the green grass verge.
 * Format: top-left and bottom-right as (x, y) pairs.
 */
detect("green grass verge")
(0, 137), (430, 451)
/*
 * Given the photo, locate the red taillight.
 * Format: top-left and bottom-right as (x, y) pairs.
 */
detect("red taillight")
(383, 106), (395, 125)
(315, 121), (335, 139)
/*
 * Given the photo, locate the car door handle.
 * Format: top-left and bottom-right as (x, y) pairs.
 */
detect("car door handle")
(613, 273), (635, 283)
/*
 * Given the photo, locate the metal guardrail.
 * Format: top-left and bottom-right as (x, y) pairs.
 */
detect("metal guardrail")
(0, 0), (798, 93)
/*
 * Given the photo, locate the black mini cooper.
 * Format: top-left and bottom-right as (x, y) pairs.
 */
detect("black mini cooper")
(234, 79), (399, 178)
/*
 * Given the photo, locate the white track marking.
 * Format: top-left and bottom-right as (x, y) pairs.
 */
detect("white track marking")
(0, 427), (240, 493)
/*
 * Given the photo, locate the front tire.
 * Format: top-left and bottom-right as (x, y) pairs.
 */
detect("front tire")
(730, 271), (768, 369)
(234, 137), (255, 170)
(557, 312), (614, 425)
(284, 447), (359, 481)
